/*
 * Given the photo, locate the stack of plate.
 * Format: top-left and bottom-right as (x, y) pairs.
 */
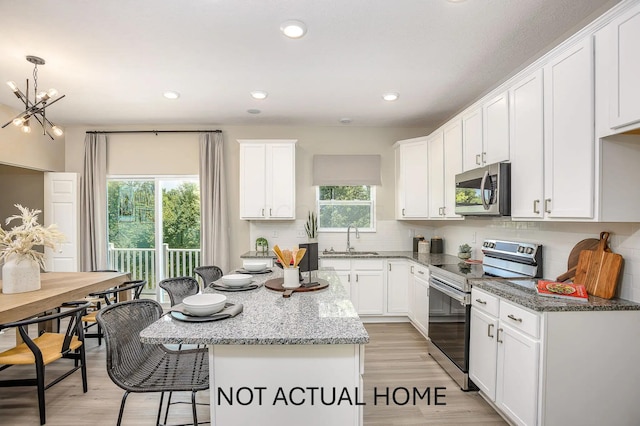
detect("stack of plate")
(220, 274), (254, 287)
(182, 293), (227, 316)
(243, 262), (268, 273)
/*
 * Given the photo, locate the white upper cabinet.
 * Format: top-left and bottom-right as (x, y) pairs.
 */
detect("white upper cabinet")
(482, 92), (510, 165)
(543, 36), (594, 219)
(238, 139), (296, 220)
(608, 2), (640, 130)
(462, 107), (483, 171)
(428, 121), (463, 219)
(395, 137), (429, 219)
(462, 93), (509, 172)
(509, 70), (545, 220)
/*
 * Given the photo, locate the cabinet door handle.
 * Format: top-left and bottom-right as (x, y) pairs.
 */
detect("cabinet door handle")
(410, 266), (414, 274)
(482, 152), (486, 164)
(356, 274), (359, 282)
(487, 323), (494, 338)
(269, 208), (272, 217)
(533, 199), (540, 214)
(475, 154), (481, 165)
(402, 208), (406, 216)
(261, 208), (265, 217)
(347, 275), (351, 283)
(544, 199), (551, 214)
(388, 264), (392, 272)
(497, 328), (503, 343)
(442, 206), (446, 216)
(475, 298), (487, 305)
(507, 314), (522, 323)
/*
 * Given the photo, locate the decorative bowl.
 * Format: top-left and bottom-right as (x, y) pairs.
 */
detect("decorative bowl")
(220, 274), (253, 287)
(243, 262), (268, 272)
(182, 293), (227, 316)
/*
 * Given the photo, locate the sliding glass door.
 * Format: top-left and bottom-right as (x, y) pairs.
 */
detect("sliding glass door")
(107, 176), (200, 301)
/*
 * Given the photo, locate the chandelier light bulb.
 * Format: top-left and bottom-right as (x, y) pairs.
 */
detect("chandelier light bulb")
(37, 91), (48, 101)
(51, 126), (64, 137)
(6, 81), (18, 92)
(47, 88), (58, 98)
(12, 117), (25, 126)
(21, 123), (31, 134)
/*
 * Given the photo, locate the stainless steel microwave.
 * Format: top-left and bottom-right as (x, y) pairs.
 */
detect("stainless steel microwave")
(454, 162), (511, 216)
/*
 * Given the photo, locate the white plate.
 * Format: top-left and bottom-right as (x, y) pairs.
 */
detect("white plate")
(243, 262), (268, 272)
(182, 293), (227, 316)
(221, 273), (253, 287)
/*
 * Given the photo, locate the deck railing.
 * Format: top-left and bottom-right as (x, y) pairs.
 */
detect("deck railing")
(108, 244), (201, 292)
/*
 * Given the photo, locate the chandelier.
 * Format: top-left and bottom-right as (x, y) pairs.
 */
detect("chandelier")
(1, 55), (65, 139)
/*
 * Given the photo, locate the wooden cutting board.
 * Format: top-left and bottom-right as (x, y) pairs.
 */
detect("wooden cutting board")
(555, 238), (610, 282)
(574, 232), (623, 299)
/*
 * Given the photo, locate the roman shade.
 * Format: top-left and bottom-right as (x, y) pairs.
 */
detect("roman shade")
(312, 155), (381, 186)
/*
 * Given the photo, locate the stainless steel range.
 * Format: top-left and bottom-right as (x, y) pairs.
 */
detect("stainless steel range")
(427, 239), (542, 391)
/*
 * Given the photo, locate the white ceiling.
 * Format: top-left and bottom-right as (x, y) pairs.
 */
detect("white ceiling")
(0, 0), (618, 129)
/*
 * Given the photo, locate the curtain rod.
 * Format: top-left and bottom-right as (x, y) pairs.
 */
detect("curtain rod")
(85, 130), (221, 135)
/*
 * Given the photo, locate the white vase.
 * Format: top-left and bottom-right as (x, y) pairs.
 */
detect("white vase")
(2, 254), (41, 294)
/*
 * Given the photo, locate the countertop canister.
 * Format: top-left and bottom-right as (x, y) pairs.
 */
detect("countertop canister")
(430, 237), (443, 254)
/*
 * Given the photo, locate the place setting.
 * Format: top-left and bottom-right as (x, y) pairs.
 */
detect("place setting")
(208, 273), (262, 292)
(168, 293), (244, 322)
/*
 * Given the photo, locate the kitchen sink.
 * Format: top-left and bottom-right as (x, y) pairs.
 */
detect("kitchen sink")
(323, 251), (379, 256)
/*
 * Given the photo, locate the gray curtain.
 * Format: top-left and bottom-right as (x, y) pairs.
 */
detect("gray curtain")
(80, 133), (108, 271)
(199, 132), (230, 273)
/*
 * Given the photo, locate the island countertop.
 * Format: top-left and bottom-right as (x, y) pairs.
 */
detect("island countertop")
(140, 267), (369, 345)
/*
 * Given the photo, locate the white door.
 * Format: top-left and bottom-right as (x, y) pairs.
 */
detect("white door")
(469, 307), (498, 400)
(483, 92), (510, 165)
(239, 143), (267, 219)
(462, 107), (483, 171)
(386, 260), (409, 314)
(399, 141), (429, 218)
(44, 173), (79, 272)
(267, 143), (295, 219)
(544, 37), (594, 219)
(427, 132), (444, 218)
(510, 70), (545, 219)
(496, 325), (539, 426)
(443, 120), (462, 218)
(609, 3), (640, 129)
(355, 270), (384, 315)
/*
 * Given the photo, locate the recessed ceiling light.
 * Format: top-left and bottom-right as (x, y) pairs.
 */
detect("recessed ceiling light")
(280, 20), (307, 39)
(382, 92), (399, 101)
(250, 90), (268, 100)
(340, 118), (352, 124)
(247, 109), (261, 114)
(163, 91), (180, 100)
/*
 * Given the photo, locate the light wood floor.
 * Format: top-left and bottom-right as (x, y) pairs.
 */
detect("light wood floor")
(0, 323), (506, 425)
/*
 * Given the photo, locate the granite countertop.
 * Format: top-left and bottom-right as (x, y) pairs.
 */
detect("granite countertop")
(241, 250), (461, 267)
(140, 267), (369, 346)
(472, 278), (640, 312)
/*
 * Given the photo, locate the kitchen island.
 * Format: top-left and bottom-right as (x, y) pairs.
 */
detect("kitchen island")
(141, 267), (369, 426)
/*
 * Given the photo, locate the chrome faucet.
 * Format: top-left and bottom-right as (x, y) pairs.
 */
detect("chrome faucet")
(346, 225), (360, 252)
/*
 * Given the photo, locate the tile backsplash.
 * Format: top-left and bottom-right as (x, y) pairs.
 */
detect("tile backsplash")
(250, 218), (640, 303)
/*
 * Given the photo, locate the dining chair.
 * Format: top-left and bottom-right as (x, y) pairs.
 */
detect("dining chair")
(96, 299), (209, 426)
(193, 265), (223, 290)
(82, 280), (146, 345)
(158, 276), (200, 306)
(0, 301), (90, 425)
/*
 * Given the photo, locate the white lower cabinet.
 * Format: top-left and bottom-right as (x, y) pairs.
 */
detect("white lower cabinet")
(386, 260), (409, 314)
(321, 259), (384, 315)
(470, 288), (539, 426)
(408, 262), (429, 337)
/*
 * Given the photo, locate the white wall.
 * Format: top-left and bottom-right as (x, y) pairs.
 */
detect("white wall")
(0, 104), (65, 172)
(433, 219), (640, 303)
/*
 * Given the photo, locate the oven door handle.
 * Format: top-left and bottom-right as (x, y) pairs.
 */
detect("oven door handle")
(429, 278), (469, 305)
(480, 170), (490, 210)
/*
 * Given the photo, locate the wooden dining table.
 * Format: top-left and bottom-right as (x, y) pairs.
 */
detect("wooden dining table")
(0, 271), (130, 325)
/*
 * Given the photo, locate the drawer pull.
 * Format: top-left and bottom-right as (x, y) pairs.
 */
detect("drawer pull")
(410, 266), (414, 274)
(507, 314), (522, 323)
(497, 328), (503, 343)
(475, 298), (487, 305)
(487, 323), (494, 338)
(418, 270), (425, 275)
